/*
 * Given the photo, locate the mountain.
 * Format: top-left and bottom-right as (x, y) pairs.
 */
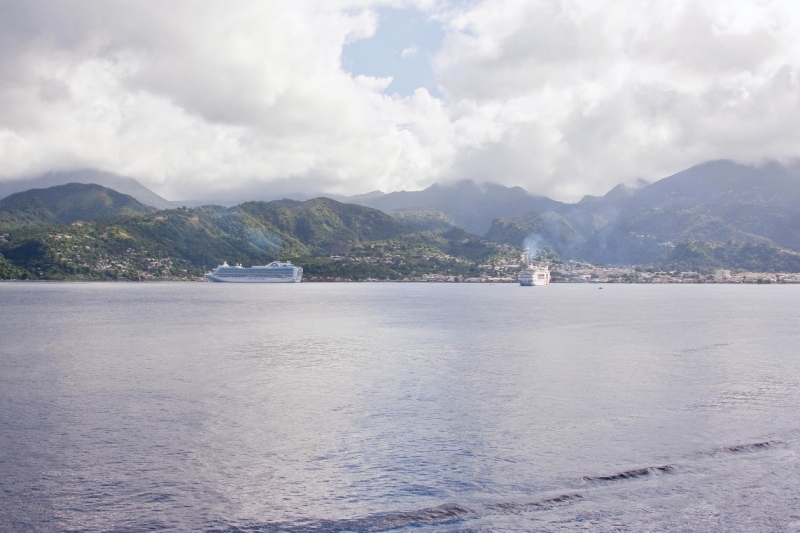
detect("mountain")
(0, 183), (155, 230)
(232, 197), (411, 254)
(5, 159), (800, 276)
(348, 180), (564, 235)
(0, 170), (179, 209)
(632, 160), (800, 209)
(0, 252), (25, 279)
(573, 160), (800, 264)
(487, 160), (800, 270)
(328, 190), (386, 203)
(3, 188), (478, 280)
(389, 208), (460, 234)
(485, 211), (585, 258)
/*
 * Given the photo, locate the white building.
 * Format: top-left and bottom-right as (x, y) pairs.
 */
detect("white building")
(713, 269), (731, 280)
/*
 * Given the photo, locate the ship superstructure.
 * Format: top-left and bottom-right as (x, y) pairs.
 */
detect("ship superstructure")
(518, 265), (551, 286)
(518, 249), (551, 286)
(206, 261), (303, 283)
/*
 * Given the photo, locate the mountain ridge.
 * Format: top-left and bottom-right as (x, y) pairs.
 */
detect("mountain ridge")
(3, 159), (800, 272)
(485, 160), (800, 268)
(0, 170), (179, 209)
(1, 189), (515, 280)
(0, 183), (155, 230)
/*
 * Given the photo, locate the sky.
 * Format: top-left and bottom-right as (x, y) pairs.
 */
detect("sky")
(1, 0), (800, 201)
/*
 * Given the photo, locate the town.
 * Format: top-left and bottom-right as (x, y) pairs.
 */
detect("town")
(421, 256), (800, 284)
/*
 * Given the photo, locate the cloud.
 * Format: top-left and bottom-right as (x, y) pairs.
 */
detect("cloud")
(401, 44), (419, 57)
(0, 0), (799, 201)
(432, 0), (800, 198)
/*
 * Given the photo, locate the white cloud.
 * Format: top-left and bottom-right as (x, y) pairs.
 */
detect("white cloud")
(434, 0), (800, 198)
(0, 0), (799, 201)
(401, 45), (419, 57)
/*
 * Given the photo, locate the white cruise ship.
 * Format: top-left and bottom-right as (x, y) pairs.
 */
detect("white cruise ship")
(518, 265), (551, 286)
(206, 261), (303, 283)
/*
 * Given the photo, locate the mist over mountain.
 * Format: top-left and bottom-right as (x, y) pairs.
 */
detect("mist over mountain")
(0, 183), (155, 229)
(0, 170), (179, 209)
(483, 160), (800, 270)
(349, 181), (564, 236)
(3, 159), (800, 273)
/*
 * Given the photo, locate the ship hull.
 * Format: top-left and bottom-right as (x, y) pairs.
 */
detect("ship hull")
(205, 274), (301, 283)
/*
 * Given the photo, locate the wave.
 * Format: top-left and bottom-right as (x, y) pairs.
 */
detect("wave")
(211, 493), (582, 533)
(213, 439), (786, 532)
(581, 465), (674, 483)
(484, 493), (582, 513)
(715, 440), (783, 454)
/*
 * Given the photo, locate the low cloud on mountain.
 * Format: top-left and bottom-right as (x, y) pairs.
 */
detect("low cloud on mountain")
(0, 0), (799, 201)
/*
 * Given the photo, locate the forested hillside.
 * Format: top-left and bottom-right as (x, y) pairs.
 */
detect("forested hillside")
(0, 183), (155, 229)
(4, 159), (800, 278)
(0, 186), (513, 280)
(482, 160), (800, 271)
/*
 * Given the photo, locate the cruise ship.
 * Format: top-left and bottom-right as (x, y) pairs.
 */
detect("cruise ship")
(206, 261), (303, 283)
(518, 265), (551, 286)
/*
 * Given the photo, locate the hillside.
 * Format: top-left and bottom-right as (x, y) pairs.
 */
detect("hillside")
(479, 160), (800, 271)
(0, 183), (155, 230)
(485, 211), (584, 258)
(235, 197), (410, 252)
(389, 208), (460, 234)
(5, 159), (800, 277)
(0, 186), (520, 280)
(0, 170), (179, 209)
(350, 180), (564, 235)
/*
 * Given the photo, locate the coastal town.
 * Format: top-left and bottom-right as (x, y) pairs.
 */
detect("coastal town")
(4, 232), (800, 283)
(312, 256), (800, 283)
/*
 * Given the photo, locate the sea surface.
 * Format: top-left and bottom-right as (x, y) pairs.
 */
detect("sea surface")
(1, 282), (799, 532)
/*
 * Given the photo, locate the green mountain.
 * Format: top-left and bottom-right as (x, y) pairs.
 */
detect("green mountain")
(485, 211), (585, 257)
(389, 208), (460, 234)
(294, 228), (508, 281)
(6, 159), (800, 277)
(664, 240), (800, 272)
(351, 180), (563, 235)
(0, 252), (25, 279)
(0, 183), (155, 230)
(0, 186), (518, 280)
(235, 197), (410, 253)
(480, 160), (800, 271)
(0, 169), (180, 209)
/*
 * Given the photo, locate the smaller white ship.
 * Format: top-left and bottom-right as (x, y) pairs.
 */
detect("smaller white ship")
(206, 261), (303, 283)
(518, 264), (551, 286)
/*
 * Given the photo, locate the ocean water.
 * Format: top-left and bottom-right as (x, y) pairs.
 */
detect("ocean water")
(1, 282), (799, 532)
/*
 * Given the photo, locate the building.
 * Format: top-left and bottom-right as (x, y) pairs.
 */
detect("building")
(714, 269), (731, 280)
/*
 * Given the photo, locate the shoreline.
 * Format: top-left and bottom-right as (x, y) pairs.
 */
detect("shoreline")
(2, 278), (799, 285)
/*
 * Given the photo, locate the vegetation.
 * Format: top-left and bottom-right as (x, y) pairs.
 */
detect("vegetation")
(389, 208), (459, 234)
(300, 228), (513, 281)
(485, 211), (585, 257)
(0, 252), (26, 279)
(0, 186), (517, 280)
(664, 240), (800, 272)
(0, 183), (154, 230)
(5, 169), (800, 280)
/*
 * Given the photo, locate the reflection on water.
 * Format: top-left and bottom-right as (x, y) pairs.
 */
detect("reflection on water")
(1, 283), (799, 532)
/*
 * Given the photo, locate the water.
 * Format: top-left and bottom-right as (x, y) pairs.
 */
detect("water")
(1, 283), (799, 532)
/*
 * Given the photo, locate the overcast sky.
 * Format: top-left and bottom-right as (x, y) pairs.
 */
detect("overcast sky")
(1, 0), (799, 201)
